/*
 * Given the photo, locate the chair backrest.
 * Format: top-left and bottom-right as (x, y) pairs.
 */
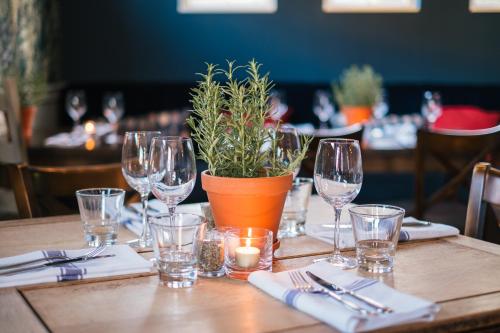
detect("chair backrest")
(465, 162), (500, 240)
(300, 124), (364, 177)
(0, 78), (26, 164)
(8, 163), (132, 218)
(414, 126), (500, 218)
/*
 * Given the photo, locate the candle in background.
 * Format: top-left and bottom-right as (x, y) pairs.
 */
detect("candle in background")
(235, 228), (260, 268)
(84, 120), (96, 135)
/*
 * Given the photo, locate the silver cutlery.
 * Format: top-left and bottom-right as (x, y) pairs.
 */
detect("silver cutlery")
(0, 246), (101, 271)
(306, 271), (393, 314)
(288, 270), (377, 316)
(0, 252), (114, 276)
(0, 245), (107, 275)
(402, 220), (431, 227)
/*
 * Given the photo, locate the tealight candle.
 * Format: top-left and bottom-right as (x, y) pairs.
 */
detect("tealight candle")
(235, 228), (260, 268)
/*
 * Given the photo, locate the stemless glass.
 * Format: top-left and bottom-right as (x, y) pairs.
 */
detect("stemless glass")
(66, 90), (87, 129)
(121, 131), (161, 248)
(148, 136), (197, 216)
(314, 138), (363, 269)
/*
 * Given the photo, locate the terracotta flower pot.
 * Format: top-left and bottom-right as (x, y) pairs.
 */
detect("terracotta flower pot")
(21, 106), (38, 145)
(342, 106), (372, 125)
(201, 171), (293, 250)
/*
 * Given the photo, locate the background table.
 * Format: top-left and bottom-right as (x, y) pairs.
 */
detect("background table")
(1, 204), (500, 333)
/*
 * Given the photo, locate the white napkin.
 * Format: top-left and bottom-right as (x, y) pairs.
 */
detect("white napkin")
(306, 218), (459, 249)
(249, 261), (440, 333)
(121, 200), (203, 236)
(0, 245), (153, 288)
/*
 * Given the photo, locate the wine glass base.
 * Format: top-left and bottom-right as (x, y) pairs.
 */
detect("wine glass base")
(315, 254), (358, 269)
(127, 238), (152, 249)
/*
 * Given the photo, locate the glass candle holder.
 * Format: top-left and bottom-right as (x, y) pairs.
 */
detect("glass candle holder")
(196, 228), (225, 278)
(224, 227), (273, 280)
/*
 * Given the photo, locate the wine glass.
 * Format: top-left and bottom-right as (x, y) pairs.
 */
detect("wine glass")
(103, 92), (125, 143)
(314, 138), (363, 269)
(276, 126), (301, 178)
(421, 91), (442, 127)
(121, 131), (161, 248)
(313, 90), (335, 129)
(66, 90), (87, 130)
(148, 136), (197, 216)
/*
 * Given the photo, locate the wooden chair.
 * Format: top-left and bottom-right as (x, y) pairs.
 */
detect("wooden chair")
(414, 126), (500, 219)
(464, 162), (500, 242)
(301, 124), (364, 177)
(8, 163), (134, 218)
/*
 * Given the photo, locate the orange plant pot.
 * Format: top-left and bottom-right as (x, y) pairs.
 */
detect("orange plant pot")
(201, 171), (293, 250)
(342, 106), (372, 126)
(21, 106), (37, 145)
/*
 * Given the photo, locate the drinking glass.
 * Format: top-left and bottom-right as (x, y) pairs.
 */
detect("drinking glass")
(76, 188), (125, 247)
(66, 90), (87, 129)
(121, 131), (161, 248)
(279, 177), (313, 238)
(349, 204), (405, 273)
(103, 92), (125, 143)
(313, 90), (335, 129)
(276, 126), (301, 178)
(314, 139), (363, 269)
(150, 213), (206, 288)
(148, 136), (196, 216)
(421, 91), (442, 127)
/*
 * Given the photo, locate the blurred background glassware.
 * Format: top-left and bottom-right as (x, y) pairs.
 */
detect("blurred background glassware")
(421, 91), (442, 127)
(66, 90), (87, 130)
(76, 188), (125, 247)
(268, 89), (289, 122)
(278, 177), (313, 239)
(372, 89), (389, 120)
(276, 125), (301, 178)
(121, 131), (161, 248)
(103, 92), (125, 144)
(196, 227), (225, 278)
(224, 227), (273, 280)
(314, 139), (363, 269)
(349, 204), (405, 273)
(148, 136), (197, 216)
(150, 213), (206, 288)
(313, 90), (335, 129)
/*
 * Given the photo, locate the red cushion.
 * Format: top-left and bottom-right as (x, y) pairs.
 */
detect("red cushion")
(433, 105), (500, 130)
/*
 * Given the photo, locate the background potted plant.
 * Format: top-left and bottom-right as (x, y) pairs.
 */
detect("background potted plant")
(333, 65), (383, 125)
(187, 60), (310, 249)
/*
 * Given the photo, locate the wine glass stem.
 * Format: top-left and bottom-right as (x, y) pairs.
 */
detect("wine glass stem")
(333, 206), (342, 257)
(139, 194), (150, 244)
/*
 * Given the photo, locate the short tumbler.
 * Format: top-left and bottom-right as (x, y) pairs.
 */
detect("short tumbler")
(76, 188), (125, 247)
(349, 205), (405, 273)
(278, 177), (313, 238)
(150, 213), (206, 288)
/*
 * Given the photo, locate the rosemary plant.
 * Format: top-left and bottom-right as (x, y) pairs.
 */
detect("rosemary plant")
(187, 60), (311, 178)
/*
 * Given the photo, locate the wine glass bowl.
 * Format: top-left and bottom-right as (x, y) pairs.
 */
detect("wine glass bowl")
(66, 90), (87, 129)
(148, 136), (197, 214)
(276, 126), (301, 179)
(314, 138), (363, 269)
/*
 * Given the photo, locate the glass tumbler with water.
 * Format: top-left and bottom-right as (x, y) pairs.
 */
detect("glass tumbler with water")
(76, 188), (125, 246)
(279, 177), (313, 238)
(150, 213), (206, 288)
(349, 205), (405, 273)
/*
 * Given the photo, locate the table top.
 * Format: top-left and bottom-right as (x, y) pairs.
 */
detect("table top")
(2, 212), (500, 333)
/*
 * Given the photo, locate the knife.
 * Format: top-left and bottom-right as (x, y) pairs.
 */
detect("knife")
(305, 271), (393, 314)
(0, 254), (116, 276)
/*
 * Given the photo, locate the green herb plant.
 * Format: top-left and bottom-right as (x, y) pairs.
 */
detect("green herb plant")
(187, 60), (311, 178)
(333, 65), (383, 108)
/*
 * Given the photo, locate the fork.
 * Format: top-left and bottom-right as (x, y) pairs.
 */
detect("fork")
(0, 245), (106, 271)
(288, 271), (376, 316)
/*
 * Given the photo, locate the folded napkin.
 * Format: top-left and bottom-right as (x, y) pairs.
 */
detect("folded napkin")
(249, 261), (440, 332)
(306, 217), (459, 249)
(0, 245), (153, 288)
(121, 200), (202, 236)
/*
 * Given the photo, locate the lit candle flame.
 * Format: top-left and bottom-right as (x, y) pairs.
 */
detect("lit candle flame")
(246, 228), (252, 247)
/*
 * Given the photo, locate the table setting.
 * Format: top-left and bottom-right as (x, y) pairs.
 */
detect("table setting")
(2, 60), (499, 333)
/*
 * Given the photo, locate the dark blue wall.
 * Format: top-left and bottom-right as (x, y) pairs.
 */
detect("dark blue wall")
(60, 0), (500, 84)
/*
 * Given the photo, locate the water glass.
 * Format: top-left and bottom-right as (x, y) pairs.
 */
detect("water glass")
(278, 177), (313, 238)
(349, 205), (405, 273)
(76, 188), (125, 247)
(150, 213), (206, 288)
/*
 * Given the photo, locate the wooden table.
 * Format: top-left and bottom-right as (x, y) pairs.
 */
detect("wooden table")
(2, 214), (500, 333)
